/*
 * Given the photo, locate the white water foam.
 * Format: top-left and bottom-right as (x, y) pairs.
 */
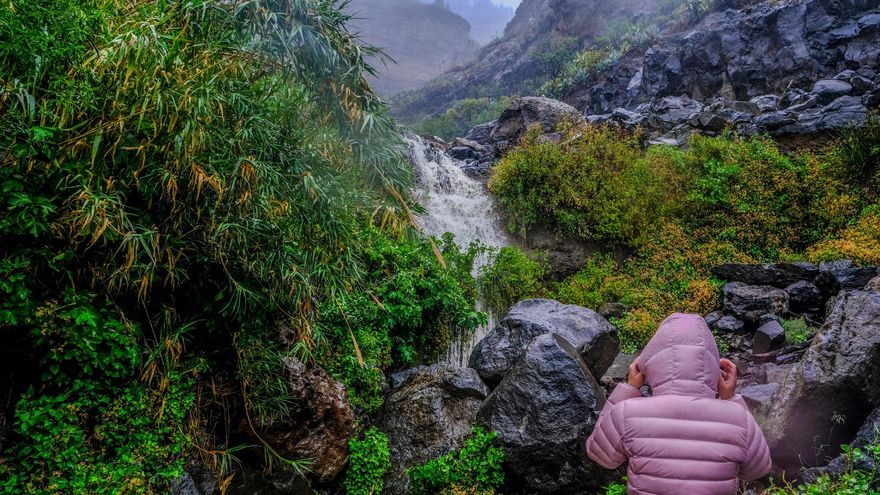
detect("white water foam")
(405, 134), (511, 366)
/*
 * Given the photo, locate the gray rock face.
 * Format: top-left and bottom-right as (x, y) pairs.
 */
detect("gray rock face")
(814, 260), (880, 296)
(722, 282), (790, 324)
(712, 262), (819, 288)
(490, 97), (585, 146)
(766, 289), (880, 472)
(598, 302), (628, 320)
(379, 365), (490, 495)
(812, 79), (853, 102)
(785, 280), (824, 314)
(476, 334), (609, 494)
(714, 315), (747, 334)
(469, 299), (619, 387)
(753, 320), (786, 354)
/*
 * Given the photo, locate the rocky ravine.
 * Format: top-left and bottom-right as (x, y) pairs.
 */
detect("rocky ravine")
(380, 263), (880, 493)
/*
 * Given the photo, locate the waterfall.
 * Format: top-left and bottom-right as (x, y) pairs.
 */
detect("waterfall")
(405, 134), (511, 367)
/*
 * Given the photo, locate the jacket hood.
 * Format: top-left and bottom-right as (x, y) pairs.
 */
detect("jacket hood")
(640, 313), (720, 398)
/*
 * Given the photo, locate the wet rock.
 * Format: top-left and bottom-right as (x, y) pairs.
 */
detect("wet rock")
(598, 302), (627, 320)
(785, 280), (824, 314)
(802, 407), (880, 482)
(714, 315), (746, 334)
(766, 289), (880, 472)
(740, 383), (779, 411)
(477, 334), (609, 494)
(722, 282), (789, 324)
(490, 97), (584, 146)
(379, 365), (489, 494)
(866, 276), (880, 292)
(447, 146), (479, 160)
(712, 262), (818, 288)
(753, 320), (786, 354)
(749, 95), (779, 113)
(814, 260), (880, 296)
(464, 121), (496, 146)
(390, 365), (425, 389)
(812, 79), (853, 103)
(254, 358), (355, 484)
(704, 310), (724, 328)
(850, 75), (874, 95)
(469, 299), (618, 387)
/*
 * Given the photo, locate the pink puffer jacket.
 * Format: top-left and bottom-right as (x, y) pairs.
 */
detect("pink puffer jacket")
(586, 313), (772, 495)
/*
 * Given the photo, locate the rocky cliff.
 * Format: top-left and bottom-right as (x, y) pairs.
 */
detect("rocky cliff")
(347, 0), (479, 95)
(391, 0), (661, 121)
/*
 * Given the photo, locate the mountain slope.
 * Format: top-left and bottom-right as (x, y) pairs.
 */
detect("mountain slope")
(348, 0), (480, 96)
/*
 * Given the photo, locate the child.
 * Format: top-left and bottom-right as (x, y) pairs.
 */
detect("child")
(586, 313), (772, 494)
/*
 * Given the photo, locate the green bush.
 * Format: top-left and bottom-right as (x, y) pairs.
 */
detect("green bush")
(318, 231), (484, 412)
(478, 246), (546, 316)
(344, 427), (391, 495)
(602, 479), (628, 495)
(489, 124), (686, 246)
(408, 427), (505, 495)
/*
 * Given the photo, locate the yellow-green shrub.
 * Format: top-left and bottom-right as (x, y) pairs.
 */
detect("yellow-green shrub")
(807, 205), (880, 265)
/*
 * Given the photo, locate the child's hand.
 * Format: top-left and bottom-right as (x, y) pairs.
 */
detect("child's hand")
(718, 358), (737, 400)
(627, 357), (645, 388)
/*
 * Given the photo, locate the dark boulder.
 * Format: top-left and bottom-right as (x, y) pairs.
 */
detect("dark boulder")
(379, 365), (490, 494)
(704, 310), (723, 328)
(464, 120), (496, 146)
(721, 282), (790, 324)
(469, 299), (618, 387)
(598, 302), (628, 320)
(753, 320), (786, 354)
(714, 315), (747, 334)
(490, 97), (584, 146)
(814, 260), (880, 296)
(812, 79), (853, 103)
(476, 334), (609, 494)
(712, 262), (818, 288)
(447, 146), (479, 161)
(256, 357), (355, 484)
(785, 280), (824, 314)
(765, 288), (880, 472)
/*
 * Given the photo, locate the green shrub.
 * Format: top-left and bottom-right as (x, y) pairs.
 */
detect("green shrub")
(602, 479), (628, 495)
(344, 427), (391, 495)
(489, 125), (686, 246)
(807, 204), (880, 265)
(478, 247), (546, 316)
(408, 427), (505, 495)
(318, 230), (484, 412)
(413, 97), (514, 141)
(783, 318), (813, 345)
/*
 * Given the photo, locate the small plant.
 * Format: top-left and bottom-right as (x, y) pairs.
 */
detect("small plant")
(783, 318), (813, 345)
(765, 441), (880, 494)
(602, 478), (628, 495)
(343, 427), (391, 495)
(408, 427), (505, 495)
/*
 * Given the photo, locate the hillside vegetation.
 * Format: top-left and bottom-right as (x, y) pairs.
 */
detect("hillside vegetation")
(0, 0), (481, 492)
(487, 119), (880, 350)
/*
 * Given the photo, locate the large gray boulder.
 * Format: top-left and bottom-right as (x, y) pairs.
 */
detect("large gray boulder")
(490, 97), (585, 146)
(476, 334), (610, 494)
(468, 299), (619, 387)
(765, 289), (880, 472)
(721, 282), (790, 324)
(378, 365), (489, 495)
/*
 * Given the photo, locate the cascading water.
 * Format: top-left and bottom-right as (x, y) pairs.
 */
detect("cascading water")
(405, 134), (511, 366)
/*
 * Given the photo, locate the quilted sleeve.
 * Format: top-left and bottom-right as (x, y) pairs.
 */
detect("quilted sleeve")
(586, 383), (640, 469)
